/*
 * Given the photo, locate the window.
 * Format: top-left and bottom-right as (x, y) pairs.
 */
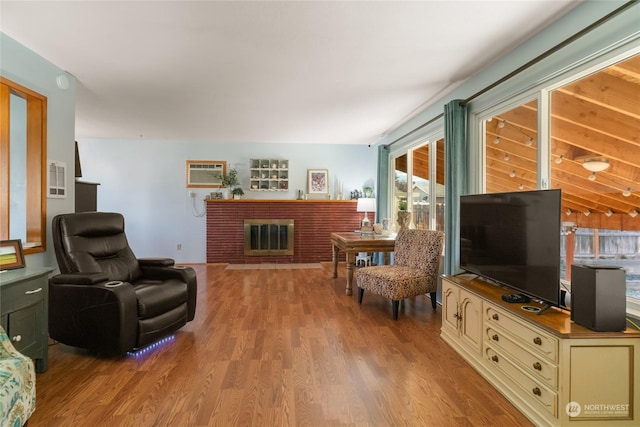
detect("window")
(549, 54), (640, 308)
(0, 77), (47, 253)
(391, 136), (445, 232)
(393, 153), (408, 225)
(483, 100), (539, 194)
(411, 139), (445, 232)
(475, 52), (639, 315)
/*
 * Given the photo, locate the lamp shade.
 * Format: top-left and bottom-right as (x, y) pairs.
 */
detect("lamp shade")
(356, 198), (376, 213)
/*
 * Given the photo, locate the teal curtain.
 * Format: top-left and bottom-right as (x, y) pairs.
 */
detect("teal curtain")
(373, 145), (390, 265)
(444, 100), (468, 275)
(376, 145), (390, 223)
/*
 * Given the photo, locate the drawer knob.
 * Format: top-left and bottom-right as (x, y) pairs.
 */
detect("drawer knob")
(491, 355), (499, 363)
(533, 337), (542, 345)
(532, 387), (542, 396)
(492, 334), (499, 342)
(533, 362), (542, 371)
(492, 313), (499, 321)
(25, 287), (43, 295)
(12, 335), (22, 342)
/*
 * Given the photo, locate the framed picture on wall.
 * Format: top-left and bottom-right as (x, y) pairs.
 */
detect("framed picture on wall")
(186, 160), (226, 188)
(0, 239), (25, 270)
(307, 169), (329, 195)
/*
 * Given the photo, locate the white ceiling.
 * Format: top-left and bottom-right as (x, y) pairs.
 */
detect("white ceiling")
(1, 1), (580, 145)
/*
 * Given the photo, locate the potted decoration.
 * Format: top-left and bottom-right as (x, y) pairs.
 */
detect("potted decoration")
(232, 187), (244, 199)
(397, 200), (411, 230)
(221, 168), (239, 199)
(363, 186), (373, 198)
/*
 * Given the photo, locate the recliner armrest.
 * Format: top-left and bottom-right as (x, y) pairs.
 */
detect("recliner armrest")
(138, 258), (175, 267)
(137, 264), (197, 322)
(50, 272), (109, 285)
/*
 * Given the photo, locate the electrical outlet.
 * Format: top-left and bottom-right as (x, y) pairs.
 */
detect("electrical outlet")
(176, 244), (182, 250)
(189, 191), (196, 198)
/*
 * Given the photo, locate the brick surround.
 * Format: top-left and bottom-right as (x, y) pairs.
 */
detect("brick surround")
(206, 200), (361, 263)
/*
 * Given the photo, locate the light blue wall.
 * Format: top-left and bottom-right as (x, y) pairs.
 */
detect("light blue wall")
(77, 138), (376, 262)
(0, 33), (76, 270)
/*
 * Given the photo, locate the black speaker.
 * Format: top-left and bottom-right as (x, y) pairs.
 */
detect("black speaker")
(570, 264), (626, 332)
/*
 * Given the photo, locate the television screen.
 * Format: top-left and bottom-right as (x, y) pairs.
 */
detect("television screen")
(459, 189), (562, 306)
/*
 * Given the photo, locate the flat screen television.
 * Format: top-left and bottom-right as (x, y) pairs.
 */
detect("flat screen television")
(459, 189), (562, 307)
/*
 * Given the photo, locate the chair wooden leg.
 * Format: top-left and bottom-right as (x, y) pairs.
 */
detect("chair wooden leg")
(392, 300), (400, 320)
(430, 291), (437, 309)
(358, 287), (364, 304)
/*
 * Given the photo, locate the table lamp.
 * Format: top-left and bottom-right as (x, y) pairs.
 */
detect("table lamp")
(356, 198), (376, 231)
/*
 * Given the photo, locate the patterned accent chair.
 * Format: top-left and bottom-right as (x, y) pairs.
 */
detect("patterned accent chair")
(0, 326), (36, 426)
(356, 229), (444, 320)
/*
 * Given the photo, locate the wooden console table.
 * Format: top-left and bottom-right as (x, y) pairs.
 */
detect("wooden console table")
(330, 232), (396, 296)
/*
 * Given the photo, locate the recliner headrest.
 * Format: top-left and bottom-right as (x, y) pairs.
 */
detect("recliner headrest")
(52, 212), (143, 282)
(58, 212), (125, 237)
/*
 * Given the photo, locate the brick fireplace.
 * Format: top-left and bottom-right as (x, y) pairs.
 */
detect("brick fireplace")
(206, 200), (361, 263)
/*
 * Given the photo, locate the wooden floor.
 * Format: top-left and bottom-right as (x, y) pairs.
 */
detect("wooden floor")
(29, 263), (533, 426)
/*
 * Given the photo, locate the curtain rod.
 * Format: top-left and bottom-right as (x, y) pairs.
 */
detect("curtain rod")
(386, 0), (636, 148)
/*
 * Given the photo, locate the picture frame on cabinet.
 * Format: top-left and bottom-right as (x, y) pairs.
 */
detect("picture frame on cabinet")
(307, 169), (329, 195)
(0, 239), (25, 270)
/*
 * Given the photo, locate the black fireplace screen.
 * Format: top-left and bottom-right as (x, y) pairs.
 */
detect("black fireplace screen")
(244, 219), (294, 255)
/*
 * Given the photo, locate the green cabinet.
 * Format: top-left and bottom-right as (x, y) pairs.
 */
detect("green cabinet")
(0, 267), (52, 372)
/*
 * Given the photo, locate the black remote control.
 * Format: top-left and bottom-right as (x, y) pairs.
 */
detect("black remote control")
(501, 294), (531, 303)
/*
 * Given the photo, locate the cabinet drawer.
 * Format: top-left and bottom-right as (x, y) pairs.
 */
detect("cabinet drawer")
(486, 346), (557, 417)
(485, 326), (558, 388)
(6, 302), (43, 358)
(485, 305), (558, 363)
(1, 276), (46, 313)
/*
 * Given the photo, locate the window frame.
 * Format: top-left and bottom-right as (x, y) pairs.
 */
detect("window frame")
(469, 46), (640, 317)
(388, 125), (445, 231)
(0, 76), (47, 254)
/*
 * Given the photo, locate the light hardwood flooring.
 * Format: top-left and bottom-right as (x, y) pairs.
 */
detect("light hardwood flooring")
(29, 263), (533, 426)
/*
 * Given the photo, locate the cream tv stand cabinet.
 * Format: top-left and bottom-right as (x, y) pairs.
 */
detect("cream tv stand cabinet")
(441, 274), (640, 427)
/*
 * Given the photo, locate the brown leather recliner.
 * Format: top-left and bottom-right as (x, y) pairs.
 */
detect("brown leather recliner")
(49, 212), (197, 355)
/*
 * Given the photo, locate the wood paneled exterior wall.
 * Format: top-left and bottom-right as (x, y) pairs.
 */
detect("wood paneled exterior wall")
(206, 199), (361, 263)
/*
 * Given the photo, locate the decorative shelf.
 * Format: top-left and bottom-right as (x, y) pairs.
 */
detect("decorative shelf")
(249, 159), (289, 191)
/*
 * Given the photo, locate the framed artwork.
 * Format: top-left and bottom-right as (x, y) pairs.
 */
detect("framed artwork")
(307, 169), (329, 195)
(186, 160), (226, 188)
(0, 239), (25, 270)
